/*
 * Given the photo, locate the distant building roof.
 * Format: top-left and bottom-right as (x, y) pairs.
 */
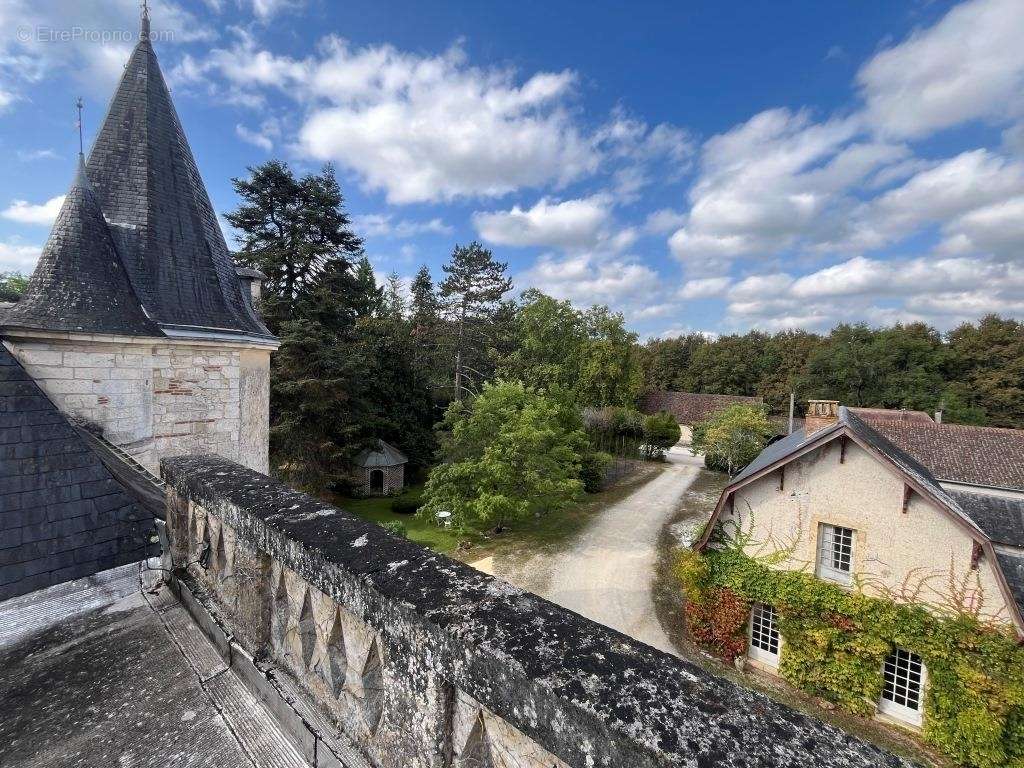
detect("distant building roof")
(849, 407), (934, 424)
(354, 440), (408, 468)
(867, 420), (1024, 492)
(639, 391), (763, 425)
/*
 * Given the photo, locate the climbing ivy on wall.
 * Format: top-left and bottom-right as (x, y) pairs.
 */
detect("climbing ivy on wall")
(677, 545), (1024, 768)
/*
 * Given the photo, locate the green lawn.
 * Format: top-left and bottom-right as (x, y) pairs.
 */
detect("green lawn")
(326, 487), (461, 553)
(326, 462), (665, 561)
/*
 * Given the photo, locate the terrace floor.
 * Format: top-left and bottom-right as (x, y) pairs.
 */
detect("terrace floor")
(0, 564), (311, 768)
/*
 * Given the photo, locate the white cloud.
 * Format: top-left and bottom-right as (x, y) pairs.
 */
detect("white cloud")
(235, 123), (273, 151)
(679, 276), (731, 299)
(858, 0), (1024, 138)
(180, 33), (689, 205)
(0, 240), (42, 272)
(354, 214), (452, 239)
(938, 195), (1024, 258)
(667, 108), (906, 273)
(473, 196), (612, 250)
(248, 0), (305, 21)
(720, 255), (1024, 332)
(293, 41), (596, 203)
(836, 149), (1024, 253)
(643, 208), (687, 235)
(2, 195), (65, 226)
(521, 252), (663, 313)
(16, 148), (58, 162)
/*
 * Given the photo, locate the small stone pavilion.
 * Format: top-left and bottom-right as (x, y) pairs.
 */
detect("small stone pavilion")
(354, 440), (407, 496)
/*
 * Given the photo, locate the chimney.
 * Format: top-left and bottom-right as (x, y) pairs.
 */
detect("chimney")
(934, 410), (943, 424)
(805, 400), (839, 435)
(235, 266), (267, 310)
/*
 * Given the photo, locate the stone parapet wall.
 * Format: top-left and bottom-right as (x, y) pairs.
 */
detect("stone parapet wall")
(3, 335), (270, 474)
(162, 454), (913, 768)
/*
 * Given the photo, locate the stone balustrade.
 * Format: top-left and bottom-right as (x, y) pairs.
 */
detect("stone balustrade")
(161, 455), (913, 768)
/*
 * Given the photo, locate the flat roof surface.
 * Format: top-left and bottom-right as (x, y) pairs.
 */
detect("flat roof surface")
(0, 565), (310, 768)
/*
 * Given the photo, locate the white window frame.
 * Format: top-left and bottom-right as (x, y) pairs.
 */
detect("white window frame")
(878, 648), (926, 728)
(816, 523), (854, 585)
(748, 603), (781, 667)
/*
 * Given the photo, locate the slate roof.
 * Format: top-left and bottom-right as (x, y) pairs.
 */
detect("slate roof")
(948, 491), (1024, 547)
(76, 32), (271, 340)
(0, 346), (154, 601)
(354, 440), (408, 468)
(867, 420), (1024, 491)
(1, 158), (160, 336)
(996, 551), (1024, 619)
(639, 390), (763, 425)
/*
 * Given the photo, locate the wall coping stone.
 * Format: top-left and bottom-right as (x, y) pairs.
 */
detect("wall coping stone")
(162, 454), (916, 768)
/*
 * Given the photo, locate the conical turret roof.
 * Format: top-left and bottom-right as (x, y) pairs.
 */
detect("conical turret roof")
(81, 30), (271, 340)
(3, 157), (161, 336)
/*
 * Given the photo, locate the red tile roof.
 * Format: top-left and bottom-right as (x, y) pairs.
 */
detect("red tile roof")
(849, 407), (934, 424)
(868, 420), (1024, 491)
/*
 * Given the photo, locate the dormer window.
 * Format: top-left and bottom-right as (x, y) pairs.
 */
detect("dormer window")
(817, 523), (854, 585)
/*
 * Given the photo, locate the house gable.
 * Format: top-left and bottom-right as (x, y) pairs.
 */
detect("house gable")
(701, 426), (1023, 631)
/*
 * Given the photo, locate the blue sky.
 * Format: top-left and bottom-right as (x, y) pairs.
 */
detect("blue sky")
(1, 0), (1023, 339)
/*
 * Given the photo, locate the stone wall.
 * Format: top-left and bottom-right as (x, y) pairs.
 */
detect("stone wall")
(2, 333), (271, 475)
(639, 391), (763, 426)
(162, 454), (914, 768)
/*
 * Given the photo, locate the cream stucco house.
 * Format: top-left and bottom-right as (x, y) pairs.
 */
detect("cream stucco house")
(695, 400), (1024, 729)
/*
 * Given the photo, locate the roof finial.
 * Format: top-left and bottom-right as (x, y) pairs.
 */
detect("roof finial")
(75, 97), (84, 157)
(140, 0), (150, 42)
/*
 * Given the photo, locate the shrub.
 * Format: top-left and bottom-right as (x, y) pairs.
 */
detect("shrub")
(390, 489), (424, 515)
(691, 405), (775, 474)
(580, 451), (613, 493)
(641, 411), (681, 460)
(382, 520), (407, 538)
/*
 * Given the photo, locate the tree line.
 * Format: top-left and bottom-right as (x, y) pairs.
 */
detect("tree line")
(641, 319), (1024, 429)
(221, 160), (1022, 494)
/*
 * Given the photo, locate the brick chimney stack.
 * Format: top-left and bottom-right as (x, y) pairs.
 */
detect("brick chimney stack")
(806, 400), (839, 435)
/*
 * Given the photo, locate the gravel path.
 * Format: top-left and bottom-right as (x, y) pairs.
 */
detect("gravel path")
(491, 446), (704, 655)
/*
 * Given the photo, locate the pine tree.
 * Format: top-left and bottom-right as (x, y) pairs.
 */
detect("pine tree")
(382, 272), (405, 319)
(439, 242), (512, 400)
(226, 161), (362, 333)
(227, 160), (375, 490)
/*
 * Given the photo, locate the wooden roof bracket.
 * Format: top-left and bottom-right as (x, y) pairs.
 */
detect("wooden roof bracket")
(902, 484), (912, 514)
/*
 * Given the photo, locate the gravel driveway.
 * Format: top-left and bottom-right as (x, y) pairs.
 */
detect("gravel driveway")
(487, 446), (705, 655)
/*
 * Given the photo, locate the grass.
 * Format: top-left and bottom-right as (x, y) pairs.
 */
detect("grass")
(325, 462), (666, 561)
(324, 486), (461, 554)
(454, 460), (665, 563)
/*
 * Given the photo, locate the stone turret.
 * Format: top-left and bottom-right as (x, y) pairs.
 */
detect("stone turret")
(0, 7), (277, 474)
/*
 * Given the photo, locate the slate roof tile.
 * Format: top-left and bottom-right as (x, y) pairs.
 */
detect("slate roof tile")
(0, 346), (154, 599)
(83, 37), (271, 339)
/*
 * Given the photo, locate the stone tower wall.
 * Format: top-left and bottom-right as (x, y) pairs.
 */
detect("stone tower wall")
(2, 333), (271, 475)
